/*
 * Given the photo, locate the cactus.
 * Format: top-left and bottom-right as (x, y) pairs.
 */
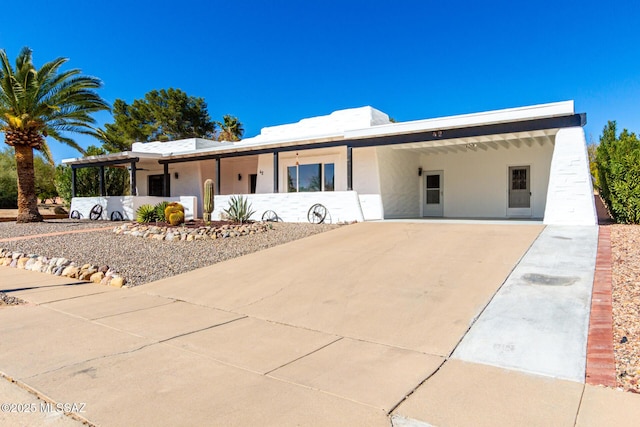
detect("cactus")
(164, 202), (185, 226)
(168, 210), (185, 226)
(154, 201), (169, 222)
(203, 179), (215, 223)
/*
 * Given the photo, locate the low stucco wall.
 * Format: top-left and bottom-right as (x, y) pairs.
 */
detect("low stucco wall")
(69, 196), (197, 221)
(212, 191), (366, 223)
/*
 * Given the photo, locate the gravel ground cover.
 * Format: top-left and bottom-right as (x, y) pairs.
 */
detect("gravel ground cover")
(0, 219), (111, 239)
(610, 224), (640, 393)
(0, 220), (340, 287)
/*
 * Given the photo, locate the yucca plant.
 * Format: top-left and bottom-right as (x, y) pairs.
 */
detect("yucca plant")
(223, 195), (255, 224)
(136, 204), (156, 223)
(154, 201), (169, 222)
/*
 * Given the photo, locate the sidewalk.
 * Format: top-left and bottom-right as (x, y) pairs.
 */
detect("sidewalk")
(1, 222), (639, 426)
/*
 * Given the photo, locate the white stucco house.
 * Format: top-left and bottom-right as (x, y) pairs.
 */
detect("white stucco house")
(63, 100), (596, 225)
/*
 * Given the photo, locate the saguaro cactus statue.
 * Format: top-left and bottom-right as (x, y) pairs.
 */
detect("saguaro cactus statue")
(203, 179), (215, 223)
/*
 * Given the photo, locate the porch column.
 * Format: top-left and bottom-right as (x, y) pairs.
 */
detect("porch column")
(99, 166), (105, 196)
(215, 158), (221, 195)
(163, 163), (170, 197)
(273, 152), (279, 192)
(346, 145), (353, 191)
(71, 167), (77, 197)
(130, 161), (137, 196)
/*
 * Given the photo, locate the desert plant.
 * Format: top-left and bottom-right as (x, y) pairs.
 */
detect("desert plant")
(164, 202), (185, 226)
(223, 195), (255, 224)
(136, 204), (156, 223)
(154, 201), (169, 222)
(203, 179), (215, 223)
(168, 210), (185, 226)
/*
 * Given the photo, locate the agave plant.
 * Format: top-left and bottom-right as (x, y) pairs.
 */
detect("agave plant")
(154, 201), (169, 222)
(135, 204), (156, 223)
(223, 196), (255, 224)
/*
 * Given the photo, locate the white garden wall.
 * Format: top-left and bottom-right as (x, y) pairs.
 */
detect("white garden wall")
(69, 196), (197, 221)
(212, 191), (365, 223)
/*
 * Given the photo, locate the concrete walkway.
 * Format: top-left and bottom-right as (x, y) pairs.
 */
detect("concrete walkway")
(1, 222), (639, 426)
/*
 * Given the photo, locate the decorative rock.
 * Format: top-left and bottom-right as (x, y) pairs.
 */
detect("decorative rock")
(62, 266), (79, 278)
(110, 276), (125, 288)
(90, 272), (105, 283)
(17, 258), (29, 269)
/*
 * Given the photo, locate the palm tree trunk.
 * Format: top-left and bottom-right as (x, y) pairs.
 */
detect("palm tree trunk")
(14, 144), (43, 223)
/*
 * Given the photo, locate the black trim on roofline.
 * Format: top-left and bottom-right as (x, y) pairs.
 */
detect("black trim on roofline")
(157, 113), (586, 165)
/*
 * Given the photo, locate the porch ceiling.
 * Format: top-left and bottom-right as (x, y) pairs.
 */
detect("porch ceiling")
(391, 129), (558, 155)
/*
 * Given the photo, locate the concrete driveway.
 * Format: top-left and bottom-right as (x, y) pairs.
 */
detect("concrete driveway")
(1, 221), (604, 426)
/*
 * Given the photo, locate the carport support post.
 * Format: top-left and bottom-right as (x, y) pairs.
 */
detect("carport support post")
(99, 166), (105, 196)
(347, 145), (353, 191)
(71, 167), (77, 197)
(273, 152), (279, 192)
(163, 163), (170, 197)
(215, 158), (221, 195)
(130, 161), (137, 196)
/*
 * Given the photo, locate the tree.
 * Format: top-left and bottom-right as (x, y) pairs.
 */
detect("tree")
(54, 145), (129, 205)
(596, 121), (640, 223)
(0, 47), (109, 222)
(0, 147), (17, 208)
(34, 155), (58, 202)
(100, 88), (216, 151)
(217, 114), (244, 141)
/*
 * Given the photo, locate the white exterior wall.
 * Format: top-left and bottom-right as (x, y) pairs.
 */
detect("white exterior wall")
(543, 127), (597, 225)
(220, 157), (259, 195)
(419, 142), (553, 218)
(69, 196), (197, 221)
(256, 154), (274, 193)
(353, 147), (383, 220)
(278, 148), (346, 192)
(212, 191), (364, 223)
(376, 146), (421, 218)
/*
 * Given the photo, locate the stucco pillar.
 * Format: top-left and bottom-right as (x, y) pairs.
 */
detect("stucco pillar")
(543, 127), (597, 225)
(163, 163), (170, 197)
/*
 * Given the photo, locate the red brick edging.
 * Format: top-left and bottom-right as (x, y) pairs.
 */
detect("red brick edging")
(585, 226), (617, 386)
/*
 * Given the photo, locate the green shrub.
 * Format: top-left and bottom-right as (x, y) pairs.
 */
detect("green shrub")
(596, 121), (640, 223)
(223, 196), (255, 224)
(136, 204), (157, 223)
(154, 201), (169, 222)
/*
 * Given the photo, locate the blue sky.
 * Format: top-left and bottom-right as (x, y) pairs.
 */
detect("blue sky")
(1, 0), (639, 163)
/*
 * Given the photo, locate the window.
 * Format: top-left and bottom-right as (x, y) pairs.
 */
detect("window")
(148, 174), (165, 196)
(287, 163), (335, 192)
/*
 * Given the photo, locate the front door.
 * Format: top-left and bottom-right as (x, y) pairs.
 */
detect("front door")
(508, 166), (531, 217)
(423, 171), (444, 217)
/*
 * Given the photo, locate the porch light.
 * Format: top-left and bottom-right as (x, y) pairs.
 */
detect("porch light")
(418, 167), (423, 177)
(238, 173), (242, 181)
(174, 172), (179, 179)
(259, 170), (264, 175)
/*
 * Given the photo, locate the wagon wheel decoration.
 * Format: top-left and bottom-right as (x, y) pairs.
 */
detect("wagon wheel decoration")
(307, 203), (327, 224)
(89, 204), (103, 220)
(110, 211), (124, 221)
(261, 210), (279, 222)
(70, 210), (81, 219)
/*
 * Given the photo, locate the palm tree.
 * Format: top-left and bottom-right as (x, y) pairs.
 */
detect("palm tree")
(0, 47), (109, 222)
(217, 114), (244, 142)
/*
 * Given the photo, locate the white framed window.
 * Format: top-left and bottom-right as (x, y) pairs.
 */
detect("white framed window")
(287, 163), (335, 192)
